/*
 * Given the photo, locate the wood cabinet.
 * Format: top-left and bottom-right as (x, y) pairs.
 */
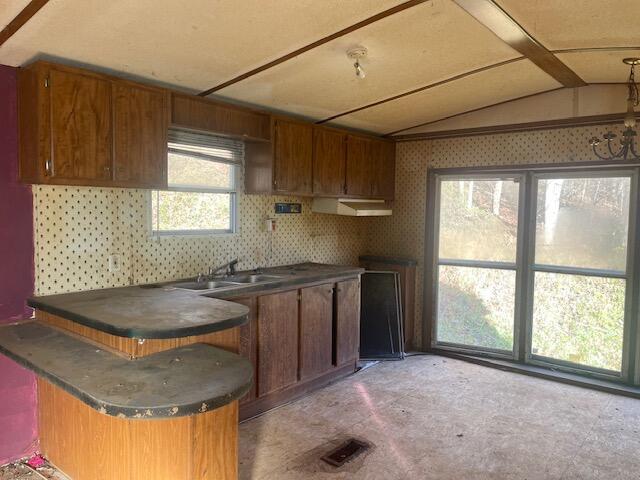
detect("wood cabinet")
(273, 119), (313, 195)
(48, 68), (113, 183)
(257, 290), (299, 397)
(313, 127), (346, 196)
(235, 275), (361, 420)
(171, 93), (270, 141)
(345, 135), (395, 199)
(235, 297), (258, 404)
(336, 278), (361, 366)
(299, 285), (334, 381)
(371, 140), (396, 200)
(113, 83), (169, 187)
(345, 135), (373, 197)
(18, 61), (167, 188)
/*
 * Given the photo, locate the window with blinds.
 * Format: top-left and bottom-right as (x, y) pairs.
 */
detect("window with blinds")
(151, 129), (243, 235)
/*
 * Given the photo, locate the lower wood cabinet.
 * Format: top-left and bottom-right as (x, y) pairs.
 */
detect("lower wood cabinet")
(234, 276), (361, 420)
(256, 290), (299, 397)
(235, 297), (258, 404)
(299, 284), (334, 381)
(336, 278), (361, 366)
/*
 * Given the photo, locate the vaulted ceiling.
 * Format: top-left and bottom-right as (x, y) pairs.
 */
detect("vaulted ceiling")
(1, 0), (639, 137)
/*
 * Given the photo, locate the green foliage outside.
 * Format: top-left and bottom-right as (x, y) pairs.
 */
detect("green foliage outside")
(437, 178), (627, 371)
(152, 153), (233, 232)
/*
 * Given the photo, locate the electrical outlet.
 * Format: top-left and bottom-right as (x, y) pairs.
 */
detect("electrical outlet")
(108, 254), (121, 272)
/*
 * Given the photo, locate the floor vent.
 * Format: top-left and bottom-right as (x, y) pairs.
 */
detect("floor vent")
(321, 439), (370, 467)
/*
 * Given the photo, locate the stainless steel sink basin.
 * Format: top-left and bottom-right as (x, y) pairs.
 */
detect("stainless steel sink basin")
(171, 280), (238, 291)
(226, 274), (282, 284)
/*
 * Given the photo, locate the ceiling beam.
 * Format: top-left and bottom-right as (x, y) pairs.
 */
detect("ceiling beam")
(392, 112), (626, 142)
(197, 0), (428, 96)
(0, 0), (50, 47)
(452, 0), (586, 88)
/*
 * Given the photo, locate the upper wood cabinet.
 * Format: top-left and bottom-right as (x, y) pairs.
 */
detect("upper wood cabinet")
(113, 83), (169, 187)
(371, 139), (396, 200)
(345, 135), (373, 197)
(312, 127), (346, 196)
(345, 135), (395, 200)
(244, 117), (314, 196)
(18, 61), (168, 188)
(171, 94), (270, 141)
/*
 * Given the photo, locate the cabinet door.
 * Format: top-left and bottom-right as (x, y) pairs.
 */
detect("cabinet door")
(336, 278), (360, 366)
(371, 140), (395, 200)
(49, 68), (112, 182)
(299, 285), (334, 381)
(313, 128), (346, 196)
(113, 83), (168, 188)
(273, 119), (313, 194)
(257, 290), (299, 397)
(234, 297), (258, 405)
(345, 135), (373, 197)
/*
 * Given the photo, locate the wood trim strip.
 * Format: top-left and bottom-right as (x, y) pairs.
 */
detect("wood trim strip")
(452, 0), (586, 88)
(197, 0), (428, 96)
(551, 46), (640, 55)
(392, 112), (626, 142)
(0, 0), (50, 47)
(385, 86), (564, 136)
(317, 57), (525, 124)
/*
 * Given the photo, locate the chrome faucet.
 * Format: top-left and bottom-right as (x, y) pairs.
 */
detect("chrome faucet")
(208, 258), (239, 278)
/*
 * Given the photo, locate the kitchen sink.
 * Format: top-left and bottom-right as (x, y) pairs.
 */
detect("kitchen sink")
(171, 280), (238, 291)
(225, 274), (282, 284)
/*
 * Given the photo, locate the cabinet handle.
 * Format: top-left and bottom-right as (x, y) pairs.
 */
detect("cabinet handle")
(44, 159), (52, 176)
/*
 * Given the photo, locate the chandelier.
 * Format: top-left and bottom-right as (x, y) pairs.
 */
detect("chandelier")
(589, 58), (640, 161)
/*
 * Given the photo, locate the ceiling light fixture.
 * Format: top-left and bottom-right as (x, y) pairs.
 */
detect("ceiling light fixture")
(589, 58), (640, 161)
(347, 47), (368, 80)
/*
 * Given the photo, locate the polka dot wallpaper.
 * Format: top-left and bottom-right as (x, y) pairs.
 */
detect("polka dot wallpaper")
(33, 167), (369, 296)
(367, 122), (628, 348)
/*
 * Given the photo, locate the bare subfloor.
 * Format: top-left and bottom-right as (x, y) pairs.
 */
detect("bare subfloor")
(2, 356), (639, 479)
(239, 356), (640, 480)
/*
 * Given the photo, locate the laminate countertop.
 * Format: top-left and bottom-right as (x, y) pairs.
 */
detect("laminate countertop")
(28, 263), (363, 340)
(0, 322), (252, 418)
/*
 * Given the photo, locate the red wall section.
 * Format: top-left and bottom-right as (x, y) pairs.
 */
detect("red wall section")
(0, 64), (38, 465)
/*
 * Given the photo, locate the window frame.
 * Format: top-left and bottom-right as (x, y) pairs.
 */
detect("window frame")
(425, 162), (640, 386)
(150, 136), (241, 237)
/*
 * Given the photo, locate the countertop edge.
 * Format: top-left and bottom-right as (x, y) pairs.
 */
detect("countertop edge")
(0, 324), (253, 419)
(27, 298), (249, 340)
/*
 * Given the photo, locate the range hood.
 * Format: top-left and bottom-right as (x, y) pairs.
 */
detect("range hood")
(311, 198), (392, 216)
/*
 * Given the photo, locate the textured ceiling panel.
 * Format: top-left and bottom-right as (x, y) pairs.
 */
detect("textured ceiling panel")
(497, 0), (640, 50)
(0, 0), (32, 31)
(214, 0), (520, 121)
(331, 59), (561, 134)
(557, 49), (640, 84)
(395, 84), (629, 135)
(0, 0), (403, 91)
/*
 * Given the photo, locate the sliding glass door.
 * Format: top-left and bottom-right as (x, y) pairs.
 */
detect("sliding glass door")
(429, 168), (638, 382)
(528, 174), (632, 375)
(434, 176), (522, 355)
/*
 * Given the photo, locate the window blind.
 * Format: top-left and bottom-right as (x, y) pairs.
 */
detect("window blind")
(168, 128), (244, 165)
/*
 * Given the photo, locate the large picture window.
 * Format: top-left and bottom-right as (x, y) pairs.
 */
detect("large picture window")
(427, 167), (638, 383)
(151, 130), (242, 235)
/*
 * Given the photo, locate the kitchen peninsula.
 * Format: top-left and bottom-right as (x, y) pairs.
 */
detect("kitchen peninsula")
(0, 263), (362, 480)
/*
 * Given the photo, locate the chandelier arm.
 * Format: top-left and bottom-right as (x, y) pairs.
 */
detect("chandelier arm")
(592, 144), (615, 161)
(606, 138), (625, 158)
(630, 139), (640, 160)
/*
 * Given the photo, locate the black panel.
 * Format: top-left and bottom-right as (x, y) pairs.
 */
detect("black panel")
(359, 271), (404, 359)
